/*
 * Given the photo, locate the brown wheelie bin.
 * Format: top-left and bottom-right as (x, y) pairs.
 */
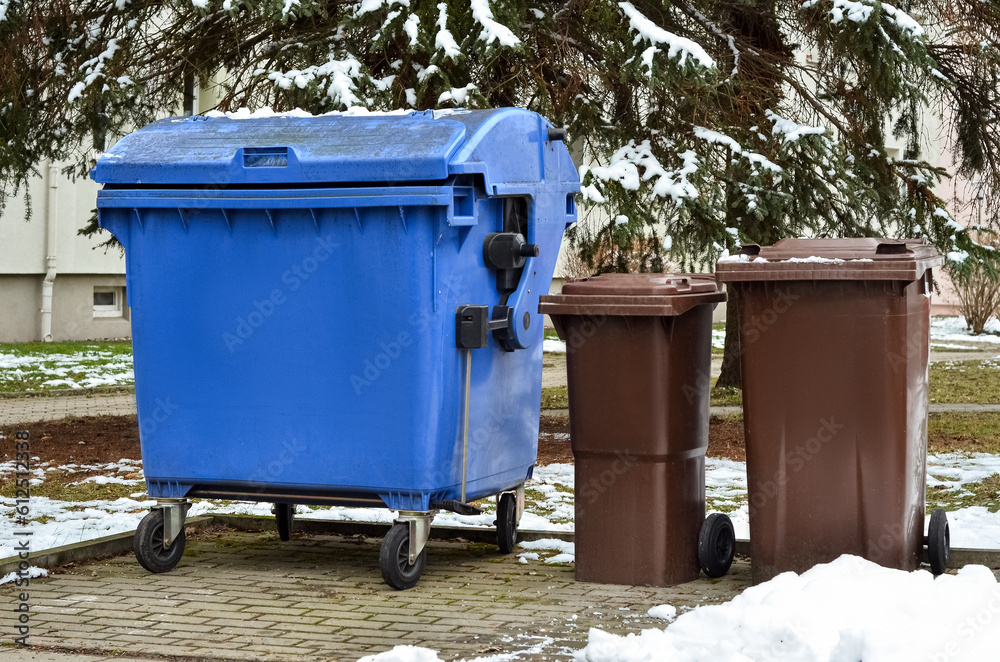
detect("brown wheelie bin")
(715, 238), (949, 583)
(539, 273), (734, 586)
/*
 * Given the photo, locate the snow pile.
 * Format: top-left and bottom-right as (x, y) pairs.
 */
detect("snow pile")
(359, 646), (442, 662)
(618, 3), (715, 70)
(359, 637), (555, 662)
(575, 556), (999, 662)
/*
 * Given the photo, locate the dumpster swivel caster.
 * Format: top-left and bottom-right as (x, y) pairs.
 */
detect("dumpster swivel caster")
(699, 513), (736, 578)
(495, 487), (524, 555)
(926, 509), (950, 576)
(380, 511), (432, 590)
(135, 500), (190, 574)
(274, 503), (295, 541)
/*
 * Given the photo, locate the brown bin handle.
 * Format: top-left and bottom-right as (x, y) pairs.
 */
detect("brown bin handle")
(875, 241), (912, 255)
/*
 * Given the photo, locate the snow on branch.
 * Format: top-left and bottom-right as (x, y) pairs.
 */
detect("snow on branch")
(264, 56), (365, 108)
(0, 0), (11, 22)
(356, 0), (410, 16)
(470, 0), (520, 48)
(618, 2), (715, 70)
(435, 3), (462, 59)
(764, 110), (827, 142)
(438, 83), (477, 105)
(693, 126), (782, 172)
(801, 0), (924, 38)
(67, 40), (120, 103)
(583, 140), (700, 205)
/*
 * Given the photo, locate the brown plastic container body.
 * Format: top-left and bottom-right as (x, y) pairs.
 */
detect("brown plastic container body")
(716, 238), (943, 583)
(539, 274), (725, 586)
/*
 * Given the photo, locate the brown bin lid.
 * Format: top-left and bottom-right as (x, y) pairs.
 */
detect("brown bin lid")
(715, 237), (943, 282)
(538, 273), (726, 317)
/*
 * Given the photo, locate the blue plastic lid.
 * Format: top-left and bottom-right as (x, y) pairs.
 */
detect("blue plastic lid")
(92, 111), (467, 185)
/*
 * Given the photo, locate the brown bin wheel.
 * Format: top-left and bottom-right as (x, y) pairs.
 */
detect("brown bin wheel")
(275, 503), (295, 541)
(699, 513), (736, 578)
(927, 509), (950, 576)
(379, 522), (427, 590)
(496, 492), (518, 554)
(134, 510), (185, 574)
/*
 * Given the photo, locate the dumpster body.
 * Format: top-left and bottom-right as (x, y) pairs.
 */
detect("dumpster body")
(93, 109), (579, 587)
(540, 274), (733, 586)
(716, 238), (945, 583)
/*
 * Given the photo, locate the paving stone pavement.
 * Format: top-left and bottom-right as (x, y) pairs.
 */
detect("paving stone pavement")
(0, 394), (136, 426)
(1, 528), (751, 661)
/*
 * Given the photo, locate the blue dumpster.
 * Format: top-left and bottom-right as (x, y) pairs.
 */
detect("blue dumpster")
(92, 108), (579, 588)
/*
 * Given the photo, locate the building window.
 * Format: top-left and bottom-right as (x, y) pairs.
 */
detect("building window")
(93, 287), (125, 318)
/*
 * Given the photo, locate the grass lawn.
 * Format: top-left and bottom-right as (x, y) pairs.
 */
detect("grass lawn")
(930, 360), (1000, 404)
(535, 361), (1000, 410)
(0, 340), (133, 393)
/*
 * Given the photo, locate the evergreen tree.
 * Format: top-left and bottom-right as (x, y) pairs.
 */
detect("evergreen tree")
(1, 0), (998, 385)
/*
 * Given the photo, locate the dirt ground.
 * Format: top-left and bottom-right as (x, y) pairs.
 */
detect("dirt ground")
(2, 414), (750, 467)
(0, 415), (141, 466)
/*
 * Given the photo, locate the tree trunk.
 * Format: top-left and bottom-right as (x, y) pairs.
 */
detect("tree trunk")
(715, 284), (742, 390)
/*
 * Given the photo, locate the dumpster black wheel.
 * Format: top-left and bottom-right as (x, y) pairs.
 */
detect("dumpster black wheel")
(134, 510), (185, 574)
(928, 509), (950, 576)
(496, 492), (518, 555)
(380, 523), (426, 590)
(275, 503), (295, 541)
(699, 513), (736, 578)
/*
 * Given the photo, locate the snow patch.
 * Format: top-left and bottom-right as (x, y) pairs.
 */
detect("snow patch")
(0, 567), (47, 585)
(575, 556), (999, 661)
(647, 604), (677, 621)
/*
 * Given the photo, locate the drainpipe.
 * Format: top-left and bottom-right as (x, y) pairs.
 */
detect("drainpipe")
(40, 162), (58, 342)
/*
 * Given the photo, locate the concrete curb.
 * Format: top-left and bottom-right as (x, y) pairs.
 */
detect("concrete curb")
(3, 514), (997, 576)
(0, 516), (214, 575)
